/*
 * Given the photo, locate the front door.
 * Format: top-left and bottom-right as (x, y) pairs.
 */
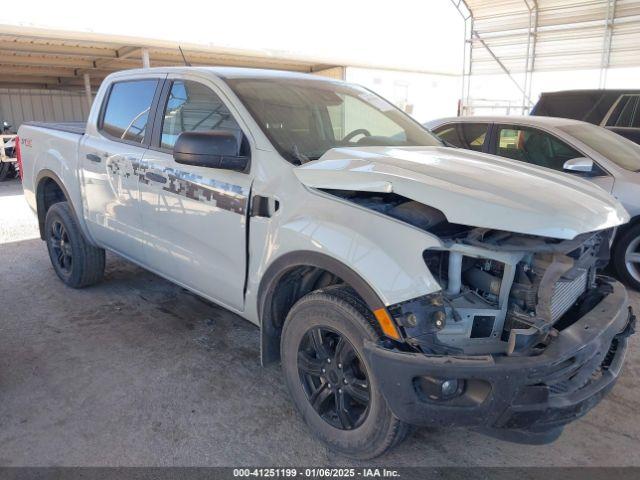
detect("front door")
(80, 77), (163, 259)
(492, 124), (615, 193)
(139, 76), (252, 311)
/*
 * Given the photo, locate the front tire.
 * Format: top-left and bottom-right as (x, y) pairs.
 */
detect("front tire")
(44, 201), (106, 288)
(280, 286), (410, 459)
(613, 223), (640, 291)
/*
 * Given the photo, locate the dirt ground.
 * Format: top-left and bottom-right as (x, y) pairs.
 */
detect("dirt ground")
(1, 178), (638, 466)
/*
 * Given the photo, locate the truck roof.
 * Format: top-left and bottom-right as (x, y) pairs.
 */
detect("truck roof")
(538, 89), (640, 97)
(424, 115), (590, 129)
(106, 66), (341, 82)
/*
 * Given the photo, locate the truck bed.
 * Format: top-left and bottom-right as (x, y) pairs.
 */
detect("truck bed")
(23, 121), (86, 136)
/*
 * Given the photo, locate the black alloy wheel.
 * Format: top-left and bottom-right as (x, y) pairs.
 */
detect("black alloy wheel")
(297, 326), (371, 430)
(48, 219), (73, 278)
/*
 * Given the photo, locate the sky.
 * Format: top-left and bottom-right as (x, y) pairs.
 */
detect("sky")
(1, 0), (465, 75)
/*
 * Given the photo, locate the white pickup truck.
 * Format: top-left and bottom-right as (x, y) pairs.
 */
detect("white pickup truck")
(18, 67), (636, 458)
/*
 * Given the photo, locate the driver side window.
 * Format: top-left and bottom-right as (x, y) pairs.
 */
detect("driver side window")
(495, 125), (582, 172)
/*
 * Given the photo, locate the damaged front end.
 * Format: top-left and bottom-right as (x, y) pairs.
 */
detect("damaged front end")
(325, 189), (635, 441)
(365, 223), (635, 440)
(365, 222), (635, 443)
(402, 226), (617, 358)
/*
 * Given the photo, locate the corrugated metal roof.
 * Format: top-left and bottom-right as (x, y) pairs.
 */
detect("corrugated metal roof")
(465, 0), (640, 73)
(0, 25), (340, 92)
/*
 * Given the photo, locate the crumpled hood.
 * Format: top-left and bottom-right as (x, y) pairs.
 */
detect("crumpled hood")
(294, 146), (629, 240)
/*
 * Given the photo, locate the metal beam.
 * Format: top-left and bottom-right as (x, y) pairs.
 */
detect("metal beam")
(473, 31), (534, 107)
(0, 52), (96, 68)
(141, 48), (150, 68)
(77, 46), (142, 75)
(83, 73), (92, 109)
(522, 0), (539, 111)
(0, 75), (61, 84)
(450, 0), (474, 114)
(0, 39), (119, 59)
(599, 0), (617, 88)
(0, 65), (76, 77)
(70, 47), (141, 76)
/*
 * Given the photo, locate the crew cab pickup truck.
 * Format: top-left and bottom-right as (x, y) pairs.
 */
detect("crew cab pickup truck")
(18, 67), (636, 458)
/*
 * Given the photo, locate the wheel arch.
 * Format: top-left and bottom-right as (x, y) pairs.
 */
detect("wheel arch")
(615, 214), (640, 237)
(35, 169), (84, 241)
(257, 251), (386, 366)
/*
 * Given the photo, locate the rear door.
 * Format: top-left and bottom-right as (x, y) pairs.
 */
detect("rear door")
(432, 122), (491, 153)
(138, 74), (252, 311)
(80, 76), (164, 259)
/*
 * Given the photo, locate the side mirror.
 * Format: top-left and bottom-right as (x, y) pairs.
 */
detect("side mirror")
(173, 131), (249, 172)
(563, 157), (593, 173)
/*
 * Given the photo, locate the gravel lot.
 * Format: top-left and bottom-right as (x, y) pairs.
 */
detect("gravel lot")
(1, 178), (639, 466)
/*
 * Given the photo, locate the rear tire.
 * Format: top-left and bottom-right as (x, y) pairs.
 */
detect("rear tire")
(280, 285), (411, 459)
(44, 201), (105, 288)
(613, 223), (640, 291)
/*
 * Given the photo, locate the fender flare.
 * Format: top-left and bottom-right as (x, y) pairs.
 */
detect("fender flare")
(612, 214), (640, 244)
(257, 250), (386, 365)
(34, 169), (88, 241)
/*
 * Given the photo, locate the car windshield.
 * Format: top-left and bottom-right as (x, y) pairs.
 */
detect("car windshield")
(224, 77), (442, 164)
(559, 123), (640, 172)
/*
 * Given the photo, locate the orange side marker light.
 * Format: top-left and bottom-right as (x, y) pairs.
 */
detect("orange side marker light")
(373, 308), (401, 340)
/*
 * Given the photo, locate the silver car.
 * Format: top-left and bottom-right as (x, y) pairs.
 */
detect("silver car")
(426, 115), (640, 289)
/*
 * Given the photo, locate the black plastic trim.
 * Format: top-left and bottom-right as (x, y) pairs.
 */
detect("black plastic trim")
(363, 280), (633, 437)
(258, 250), (386, 365)
(34, 170), (83, 241)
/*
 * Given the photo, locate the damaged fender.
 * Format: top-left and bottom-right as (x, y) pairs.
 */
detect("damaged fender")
(294, 146), (629, 239)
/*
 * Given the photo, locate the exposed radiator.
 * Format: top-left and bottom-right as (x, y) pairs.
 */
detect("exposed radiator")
(551, 269), (588, 321)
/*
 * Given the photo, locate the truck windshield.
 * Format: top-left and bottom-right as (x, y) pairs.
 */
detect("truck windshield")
(224, 77), (442, 164)
(559, 123), (640, 172)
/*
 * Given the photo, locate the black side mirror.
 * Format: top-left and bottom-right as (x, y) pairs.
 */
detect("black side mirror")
(173, 131), (250, 172)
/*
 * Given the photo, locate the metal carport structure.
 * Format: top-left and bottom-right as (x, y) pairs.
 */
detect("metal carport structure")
(0, 24), (343, 127)
(451, 0), (640, 114)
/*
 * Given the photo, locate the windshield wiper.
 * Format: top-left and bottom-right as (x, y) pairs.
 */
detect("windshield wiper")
(290, 145), (324, 164)
(289, 144), (310, 165)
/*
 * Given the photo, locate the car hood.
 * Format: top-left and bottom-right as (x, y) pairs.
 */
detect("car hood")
(294, 146), (629, 240)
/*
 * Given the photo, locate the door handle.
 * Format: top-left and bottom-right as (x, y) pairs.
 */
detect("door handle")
(86, 153), (102, 163)
(251, 195), (279, 218)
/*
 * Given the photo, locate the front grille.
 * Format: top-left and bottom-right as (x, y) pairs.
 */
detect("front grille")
(551, 269), (588, 321)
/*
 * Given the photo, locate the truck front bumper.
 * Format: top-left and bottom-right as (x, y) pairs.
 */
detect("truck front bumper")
(364, 280), (635, 442)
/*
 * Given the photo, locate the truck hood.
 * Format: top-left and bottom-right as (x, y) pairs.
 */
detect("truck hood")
(294, 146), (629, 240)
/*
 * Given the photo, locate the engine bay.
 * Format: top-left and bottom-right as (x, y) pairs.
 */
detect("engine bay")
(325, 189), (615, 356)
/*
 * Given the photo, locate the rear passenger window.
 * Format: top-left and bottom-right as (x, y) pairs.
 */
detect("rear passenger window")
(101, 80), (158, 144)
(433, 123), (488, 152)
(160, 80), (243, 150)
(606, 95), (640, 128)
